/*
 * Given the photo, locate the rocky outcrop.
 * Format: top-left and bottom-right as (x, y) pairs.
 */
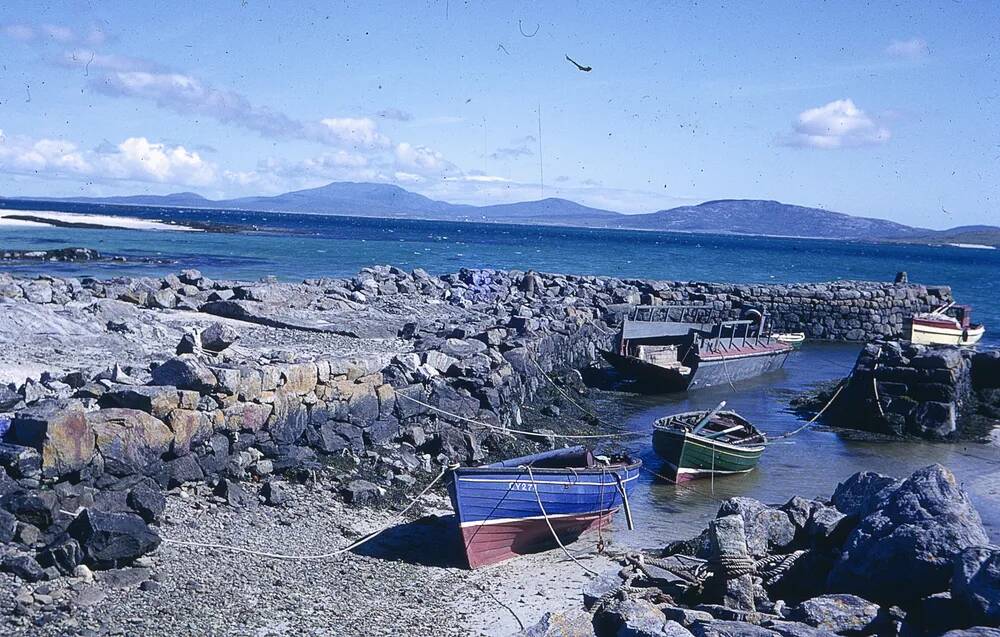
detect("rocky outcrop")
(817, 340), (998, 440)
(563, 465), (997, 637)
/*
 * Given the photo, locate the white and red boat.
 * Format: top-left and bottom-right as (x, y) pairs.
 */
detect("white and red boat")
(909, 303), (985, 346)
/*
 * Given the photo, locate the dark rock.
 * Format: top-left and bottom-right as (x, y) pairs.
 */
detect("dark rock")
(214, 478), (253, 507)
(99, 385), (180, 419)
(68, 509), (160, 568)
(261, 480), (288, 506)
(127, 486), (166, 523)
(661, 607), (715, 628)
(0, 508), (16, 542)
(0, 442), (42, 479)
(342, 479), (380, 505)
(1, 553), (46, 582)
(195, 433), (230, 475)
(804, 505), (852, 549)
(163, 454), (205, 487)
(0, 385), (20, 410)
(763, 621), (839, 637)
(952, 546), (1000, 625)
(690, 620), (779, 637)
(2, 490), (57, 529)
(36, 537), (82, 575)
(150, 355), (217, 393)
(828, 464), (989, 604)
(941, 629), (1000, 637)
(175, 332), (198, 355)
(831, 471), (901, 519)
(200, 323), (239, 353)
(789, 594), (879, 634)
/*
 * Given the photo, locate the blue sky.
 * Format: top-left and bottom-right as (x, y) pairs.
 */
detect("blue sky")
(0, 1), (997, 228)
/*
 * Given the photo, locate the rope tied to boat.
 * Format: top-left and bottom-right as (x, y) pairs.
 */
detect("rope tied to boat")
(396, 393), (643, 440)
(162, 463), (454, 561)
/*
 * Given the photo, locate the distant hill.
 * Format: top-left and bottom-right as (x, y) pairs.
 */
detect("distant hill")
(625, 199), (923, 238)
(5, 181), (998, 244)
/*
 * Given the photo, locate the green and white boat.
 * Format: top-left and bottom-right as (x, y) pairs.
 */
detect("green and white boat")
(652, 401), (766, 482)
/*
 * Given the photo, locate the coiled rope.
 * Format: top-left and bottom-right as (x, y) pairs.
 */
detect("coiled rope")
(162, 464), (453, 561)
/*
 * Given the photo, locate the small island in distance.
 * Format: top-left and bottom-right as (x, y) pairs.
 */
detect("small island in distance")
(2, 181), (998, 247)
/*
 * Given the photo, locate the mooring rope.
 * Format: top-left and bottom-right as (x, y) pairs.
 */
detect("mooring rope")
(525, 465), (601, 576)
(162, 464), (453, 561)
(396, 393), (643, 440)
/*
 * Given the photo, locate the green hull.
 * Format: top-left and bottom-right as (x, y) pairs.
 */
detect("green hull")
(653, 428), (764, 482)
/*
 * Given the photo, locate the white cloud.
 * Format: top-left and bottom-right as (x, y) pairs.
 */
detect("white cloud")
(886, 37), (929, 59)
(395, 142), (447, 172)
(318, 117), (390, 148)
(785, 99), (890, 149)
(107, 137), (215, 185)
(0, 130), (215, 186)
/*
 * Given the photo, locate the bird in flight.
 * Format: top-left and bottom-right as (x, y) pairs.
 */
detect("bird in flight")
(565, 54), (592, 72)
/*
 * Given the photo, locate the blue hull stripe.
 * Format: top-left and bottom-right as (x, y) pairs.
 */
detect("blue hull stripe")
(449, 465), (641, 525)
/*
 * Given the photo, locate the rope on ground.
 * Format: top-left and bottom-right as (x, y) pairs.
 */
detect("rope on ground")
(396, 393), (643, 440)
(162, 464), (452, 561)
(525, 465), (600, 576)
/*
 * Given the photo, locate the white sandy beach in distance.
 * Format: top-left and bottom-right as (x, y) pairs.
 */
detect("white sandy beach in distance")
(0, 209), (201, 231)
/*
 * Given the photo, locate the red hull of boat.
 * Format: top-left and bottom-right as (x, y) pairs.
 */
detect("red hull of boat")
(459, 510), (617, 569)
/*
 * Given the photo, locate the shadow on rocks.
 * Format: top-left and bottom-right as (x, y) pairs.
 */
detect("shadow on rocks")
(351, 513), (466, 568)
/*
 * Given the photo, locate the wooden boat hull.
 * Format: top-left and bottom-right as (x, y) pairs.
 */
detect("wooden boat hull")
(603, 346), (790, 393)
(653, 428), (763, 482)
(910, 321), (985, 346)
(449, 459), (641, 568)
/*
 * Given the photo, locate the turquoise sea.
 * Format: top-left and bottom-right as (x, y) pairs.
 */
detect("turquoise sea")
(1, 206), (998, 542)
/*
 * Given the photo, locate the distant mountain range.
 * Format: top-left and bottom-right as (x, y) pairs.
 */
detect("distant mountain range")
(3, 181), (998, 245)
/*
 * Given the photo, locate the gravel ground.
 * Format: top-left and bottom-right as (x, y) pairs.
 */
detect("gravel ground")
(0, 471), (621, 637)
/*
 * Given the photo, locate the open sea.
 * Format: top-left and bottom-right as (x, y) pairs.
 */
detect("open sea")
(1, 206), (998, 544)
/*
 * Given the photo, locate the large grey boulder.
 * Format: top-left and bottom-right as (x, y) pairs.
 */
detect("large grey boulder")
(830, 471), (902, 519)
(87, 409), (173, 476)
(828, 464), (989, 604)
(8, 398), (94, 479)
(941, 629), (1000, 637)
(716, 498), (796, 557)
(788, 594), (879, 634)
(150, 355), (217, 393)
(690, 621), (779, 637)
(952, 546), (1000, 625)
(594, 598), (667, 637)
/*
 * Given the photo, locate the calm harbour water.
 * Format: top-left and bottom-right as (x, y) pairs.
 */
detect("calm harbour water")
(1, 207), (998, 543)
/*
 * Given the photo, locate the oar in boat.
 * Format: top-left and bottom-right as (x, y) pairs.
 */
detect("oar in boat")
(691, 400), (727, 435)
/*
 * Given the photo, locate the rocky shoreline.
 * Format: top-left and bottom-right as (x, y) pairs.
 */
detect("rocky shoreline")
(520, 464), (1000, 637)
(0, 265), (995, 635)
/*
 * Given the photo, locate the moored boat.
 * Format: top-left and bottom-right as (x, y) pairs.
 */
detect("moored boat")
(601, 305), (793, 392)
(774, 332), (806, 348)
(448, 446), (641, 568)
(909, 303), (985, 346)
(652, 402), (765, 482)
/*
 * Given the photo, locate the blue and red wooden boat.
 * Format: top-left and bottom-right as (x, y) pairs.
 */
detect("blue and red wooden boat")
(448, 446), (641, 568)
